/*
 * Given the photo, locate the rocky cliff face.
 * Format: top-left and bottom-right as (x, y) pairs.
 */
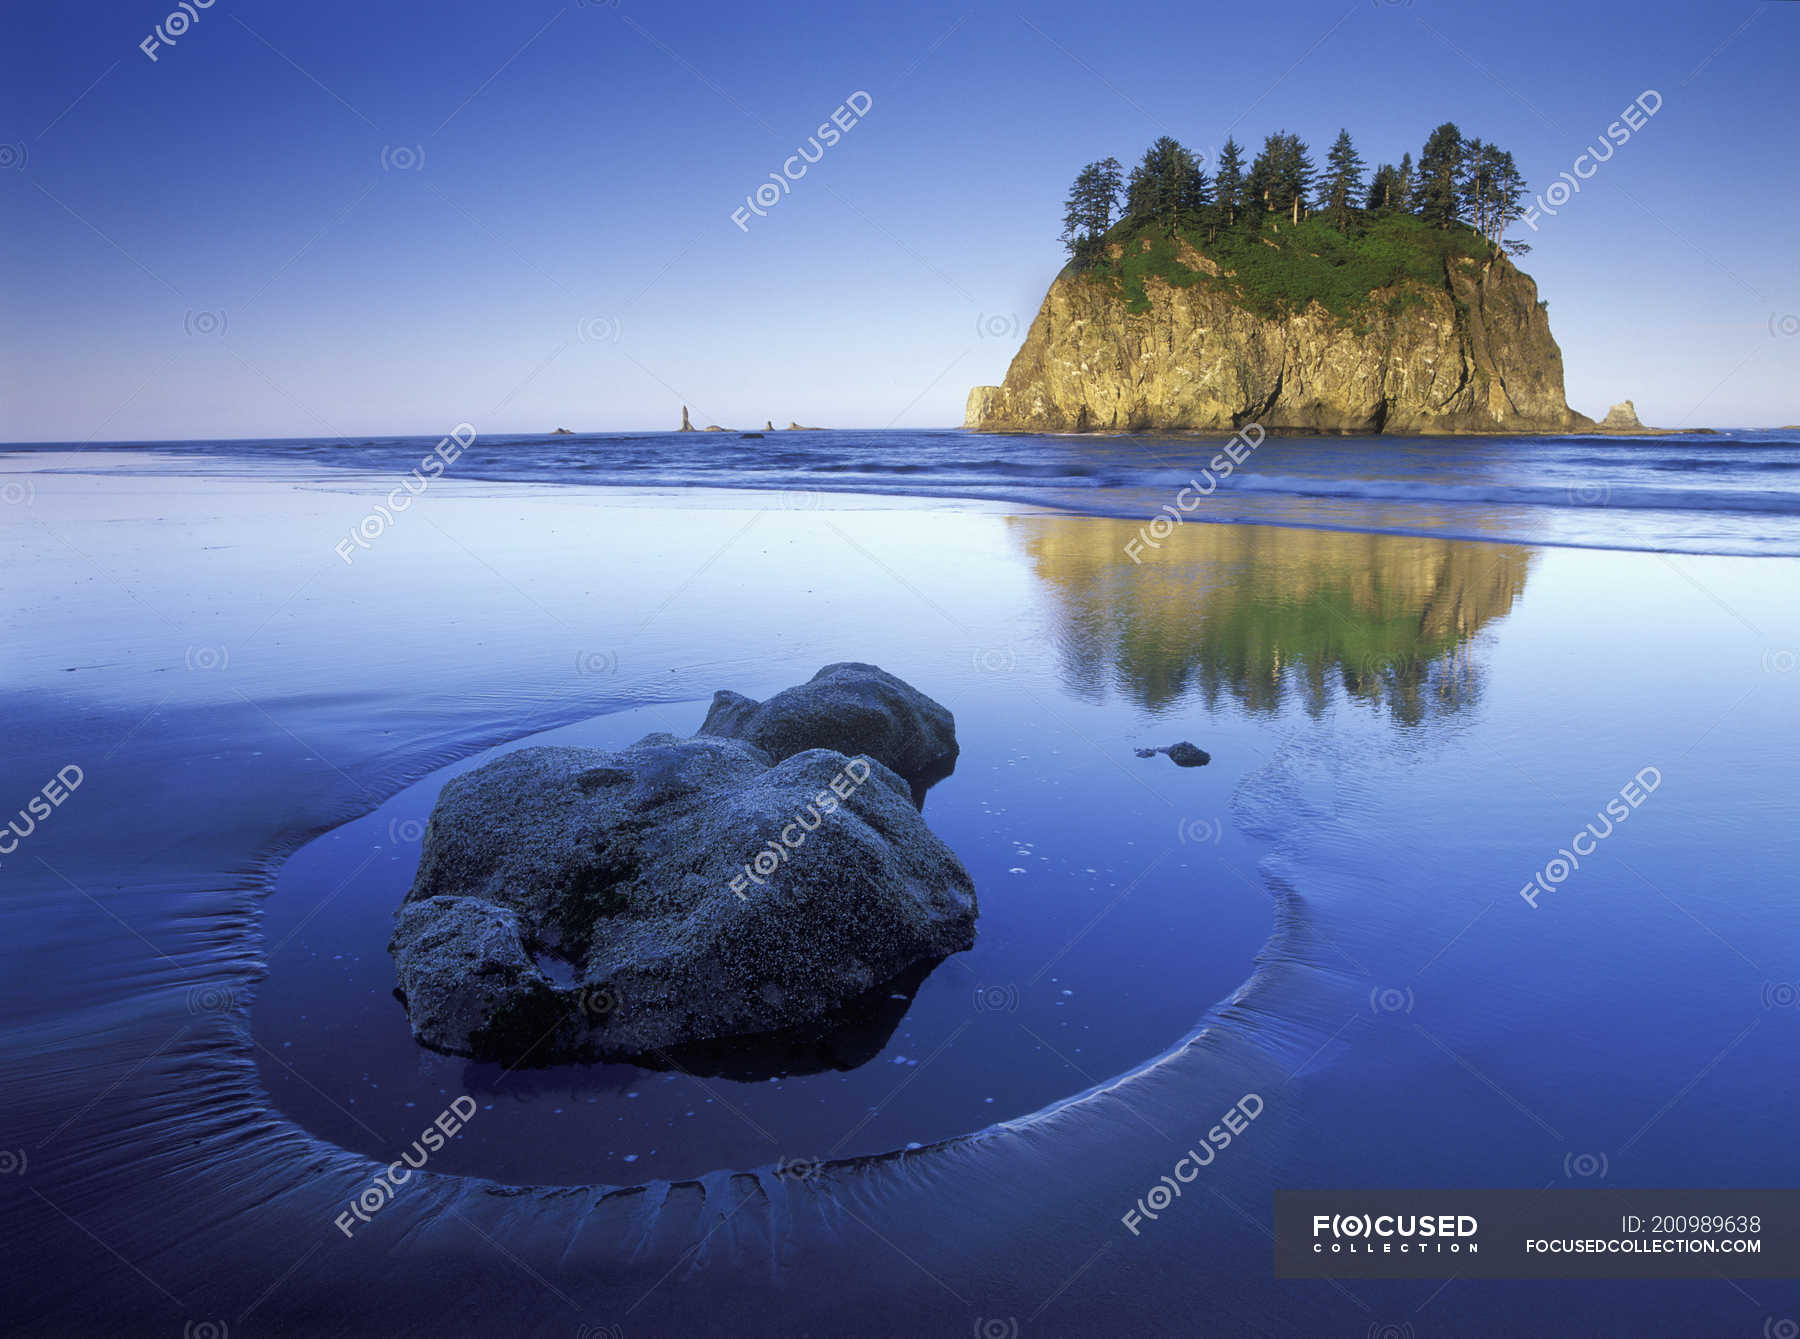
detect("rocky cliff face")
(967, 249), (1589, 434)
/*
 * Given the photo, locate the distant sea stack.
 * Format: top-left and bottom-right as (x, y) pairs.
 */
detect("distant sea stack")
(1601, 400), (1643, 429)
(681, 407), (823, 431)
(1584, 398), (1698, 436)
(968, 242), (1587, 434)
(969, 124), (1595, 435)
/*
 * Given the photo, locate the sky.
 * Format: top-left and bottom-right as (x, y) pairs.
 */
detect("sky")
(2, 0), (1796, 440)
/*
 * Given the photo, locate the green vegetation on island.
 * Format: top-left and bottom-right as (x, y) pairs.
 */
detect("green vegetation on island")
(1061, 123), (1532, 319)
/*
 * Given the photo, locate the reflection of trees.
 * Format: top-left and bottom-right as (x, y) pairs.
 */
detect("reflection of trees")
(1011, 517), (1532, 725)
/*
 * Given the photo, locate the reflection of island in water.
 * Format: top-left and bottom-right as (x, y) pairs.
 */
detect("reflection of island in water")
(1011, 517), (1534, 723)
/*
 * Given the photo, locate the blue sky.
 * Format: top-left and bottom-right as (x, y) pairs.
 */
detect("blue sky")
(3, 0), (1796, 439)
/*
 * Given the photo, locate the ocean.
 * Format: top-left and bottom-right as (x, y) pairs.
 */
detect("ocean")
(10, 425), (1800, 554)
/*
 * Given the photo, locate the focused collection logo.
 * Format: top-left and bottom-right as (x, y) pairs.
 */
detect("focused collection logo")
(1310, 1212), (1481, 1255)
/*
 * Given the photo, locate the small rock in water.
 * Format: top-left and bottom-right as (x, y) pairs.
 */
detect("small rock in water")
(1136, 742), (1210, 767)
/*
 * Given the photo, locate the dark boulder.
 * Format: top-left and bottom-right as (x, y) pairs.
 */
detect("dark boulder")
(390, 733), (975, 1064)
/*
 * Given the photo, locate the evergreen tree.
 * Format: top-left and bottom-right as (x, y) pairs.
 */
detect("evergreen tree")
(1481, 147), (1531, 256)
(1245, 134), (1280, 218)
(1213, 137), (1246, 227)
(1317, 129), (1365, 230)
(1446, 138), (1532, 256)
(1097, 153), (1125, 223)
(1458, 138), (1493, 239)
(1278, 133), (1315, 224)
(1126, 136), (1207, 237)
(1051, 120), (1530, 262)
(1395, 152), (1415, 212)
(1061, 156), (1123, 266)
(1366, 163), (1399, 213)
(1187, 157), (1214, 234)
(1248, 131), (1314, 224)
(1416, 122), (1465, 228)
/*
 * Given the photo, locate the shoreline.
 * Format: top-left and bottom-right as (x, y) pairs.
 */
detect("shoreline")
(5, 448), (1793, 560)
(11, 422), (1792, 451)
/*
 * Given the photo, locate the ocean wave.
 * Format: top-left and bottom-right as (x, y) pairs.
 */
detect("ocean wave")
(13, 428), (1800, 554)
(1133, 471), (1800, 516)
(806, 459), (1104, 479)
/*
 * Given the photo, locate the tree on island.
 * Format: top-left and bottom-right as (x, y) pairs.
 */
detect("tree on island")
(1244, 137), (1276, 217)
(1212, 137), (1246, 228)
(1366, 163), (1399, 213)
(1366, 150), (1413, 214)
(1415, 122), (1465, 228)
(1247, 132), (1315, 224)
(1054, 117), (1533, 271)
(1465, 142), (1531, 256)
(1061, 156), (1124, 265)
(1460, 136), (1490, 230)
(1491, 152), (1530, 256)
(1126, 137), (1211, 238)
(1317, 129), (1366, 231)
